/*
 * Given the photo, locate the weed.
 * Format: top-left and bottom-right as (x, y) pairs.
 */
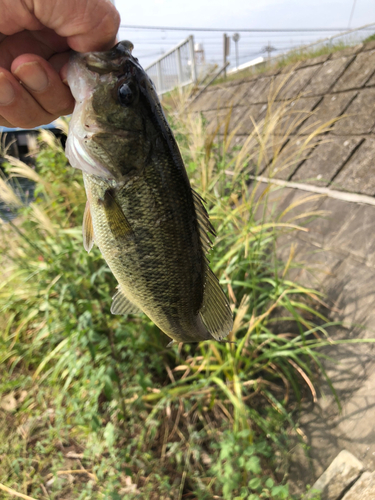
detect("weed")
(0, 92), (341, 499)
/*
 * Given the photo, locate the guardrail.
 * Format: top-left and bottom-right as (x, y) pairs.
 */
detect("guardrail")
(145, 35), (197, 95)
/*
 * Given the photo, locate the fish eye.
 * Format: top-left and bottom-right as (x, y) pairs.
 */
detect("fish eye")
(118, 83), (135, 106)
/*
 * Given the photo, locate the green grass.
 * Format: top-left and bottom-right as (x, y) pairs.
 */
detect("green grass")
(0, 104), (340, 499)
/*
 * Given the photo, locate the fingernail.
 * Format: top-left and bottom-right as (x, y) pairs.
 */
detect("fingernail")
(0, 73), (15, 105)
(14, 61), (49, 92)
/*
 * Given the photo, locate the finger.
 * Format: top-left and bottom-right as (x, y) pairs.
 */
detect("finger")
(0, 69), (56, 128)
(31, 0), (120, 52)
(0, 0), (43, 35)
(0, 29), (69, 70)
(11, 54), (74, 118)
(48, 52), (71, 74)
(0, 117), (15, 127)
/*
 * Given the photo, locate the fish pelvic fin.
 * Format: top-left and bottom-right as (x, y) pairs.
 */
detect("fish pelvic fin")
(192, 189), (216, 255)
(199, 266), (233, 341)
(83, 200), (95, 252)
(111, 288), (141, 315)
(100, 188), (134, 241)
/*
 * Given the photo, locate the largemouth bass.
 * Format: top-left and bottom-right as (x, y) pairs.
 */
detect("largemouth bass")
(65, 41), (233, 344)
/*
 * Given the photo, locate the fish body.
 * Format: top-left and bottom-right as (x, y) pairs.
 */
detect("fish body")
(66, 41), (233, 343)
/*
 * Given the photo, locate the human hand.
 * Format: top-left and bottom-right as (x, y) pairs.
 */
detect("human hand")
(0, 0), (120, 128)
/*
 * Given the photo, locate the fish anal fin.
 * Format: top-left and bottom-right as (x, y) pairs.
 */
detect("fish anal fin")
(199, 266), (233, 341)
(111, 288), (141, 315)
(192, 189), (216, 255)
(83, 200), (94, 253)
(100, 188), (134, 241)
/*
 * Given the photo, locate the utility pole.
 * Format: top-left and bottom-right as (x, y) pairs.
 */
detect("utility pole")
(223, 33), (230, 78)
(262, 42), (277, 65)
(232, 33), (240, 70)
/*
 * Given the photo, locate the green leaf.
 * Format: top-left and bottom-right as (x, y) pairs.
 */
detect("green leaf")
(248, 477), (262, 491)
(246, 456), (261, 474)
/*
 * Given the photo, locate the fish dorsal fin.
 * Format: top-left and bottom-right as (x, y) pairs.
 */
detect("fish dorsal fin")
(199, 266), (233, 341)
(83, 200), (94, 253)
(111, 288), (141, 315)
(101, 188), (134, 241)
(192, 189), (216, 255)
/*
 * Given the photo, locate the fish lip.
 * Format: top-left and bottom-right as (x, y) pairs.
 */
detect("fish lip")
(81, 41), (135, 75)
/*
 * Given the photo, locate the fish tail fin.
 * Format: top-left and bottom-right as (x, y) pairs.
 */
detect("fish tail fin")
(199, 266), (233, 341)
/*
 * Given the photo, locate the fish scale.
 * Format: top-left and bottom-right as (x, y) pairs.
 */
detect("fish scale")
(66, 40), (233, 344)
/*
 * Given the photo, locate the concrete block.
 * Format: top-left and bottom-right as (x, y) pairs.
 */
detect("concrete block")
(295, 196), (360, 247)
(242, 76), (272, 104)
(332, 138), (375, 195)
(365, 70), (375, 87)
(329, 203), (375, 267)
(342, 471), (375, 500)
(333, 50), (375, 91)
(307, 450), (364, 500)
(229, 104), (265, 134)
(193, 88), (219, 112)
(281, 96), (322, 133)
(264, 135), (320, 180)
(330, 44), (364, 59)
(280, 66), (321, 100)
(210, 86), (239, 109)
(200, 87), (227, 111)
(362, 40), (375, 52)
(292, 136), (363, 186)
(301, 91), (357, 133)
(304, 56), (355, 95)
(230, 81), (256, 106)
(298, 54), (331, 67)
(324, 258), (375, 327)
(333, 88), (375, 135)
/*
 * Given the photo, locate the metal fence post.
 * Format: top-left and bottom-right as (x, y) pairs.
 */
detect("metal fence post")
(176, 47), (183, 86)
(223, 33), (230, 78)
(188, 35), (197, 85)
(145, 36), (200, 96)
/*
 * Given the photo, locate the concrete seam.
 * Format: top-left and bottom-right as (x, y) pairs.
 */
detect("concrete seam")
(324, 54), (357, 94)
(251, 175), (375, 205)
(328, 137), (366, 185)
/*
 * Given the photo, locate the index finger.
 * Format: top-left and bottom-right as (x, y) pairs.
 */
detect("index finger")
(31, 0), (121, 52)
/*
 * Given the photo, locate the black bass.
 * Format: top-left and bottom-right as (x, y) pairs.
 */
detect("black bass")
(65, 41), (233, 344)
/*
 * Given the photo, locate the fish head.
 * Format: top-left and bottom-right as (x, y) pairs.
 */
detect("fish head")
(66, 41), (159, 181)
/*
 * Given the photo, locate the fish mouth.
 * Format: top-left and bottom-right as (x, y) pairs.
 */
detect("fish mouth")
(81, 41), (135, 75)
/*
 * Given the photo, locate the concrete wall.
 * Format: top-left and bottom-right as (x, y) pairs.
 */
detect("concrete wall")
(190, 40), (375, 196)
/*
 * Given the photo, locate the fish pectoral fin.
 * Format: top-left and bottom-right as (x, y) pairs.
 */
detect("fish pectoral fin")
(111, 288), (141, 315)
(101, 188), (134, 241)
(199, 267), (233, 341)
(82, 200), (95, 253)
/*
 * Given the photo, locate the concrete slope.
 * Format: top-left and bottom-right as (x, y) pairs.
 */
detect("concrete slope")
(190, 40), (375, 195)
(190, 41), (375, 490)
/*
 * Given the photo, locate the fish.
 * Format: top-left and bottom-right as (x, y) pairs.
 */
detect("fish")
(65, 40), (233, 344)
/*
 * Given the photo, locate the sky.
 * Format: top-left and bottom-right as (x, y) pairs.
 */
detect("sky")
(114, 0), (375, 70)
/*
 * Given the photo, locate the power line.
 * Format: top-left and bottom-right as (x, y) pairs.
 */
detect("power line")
(120, 24), (355, 32)
(348, 0), (358, 28)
